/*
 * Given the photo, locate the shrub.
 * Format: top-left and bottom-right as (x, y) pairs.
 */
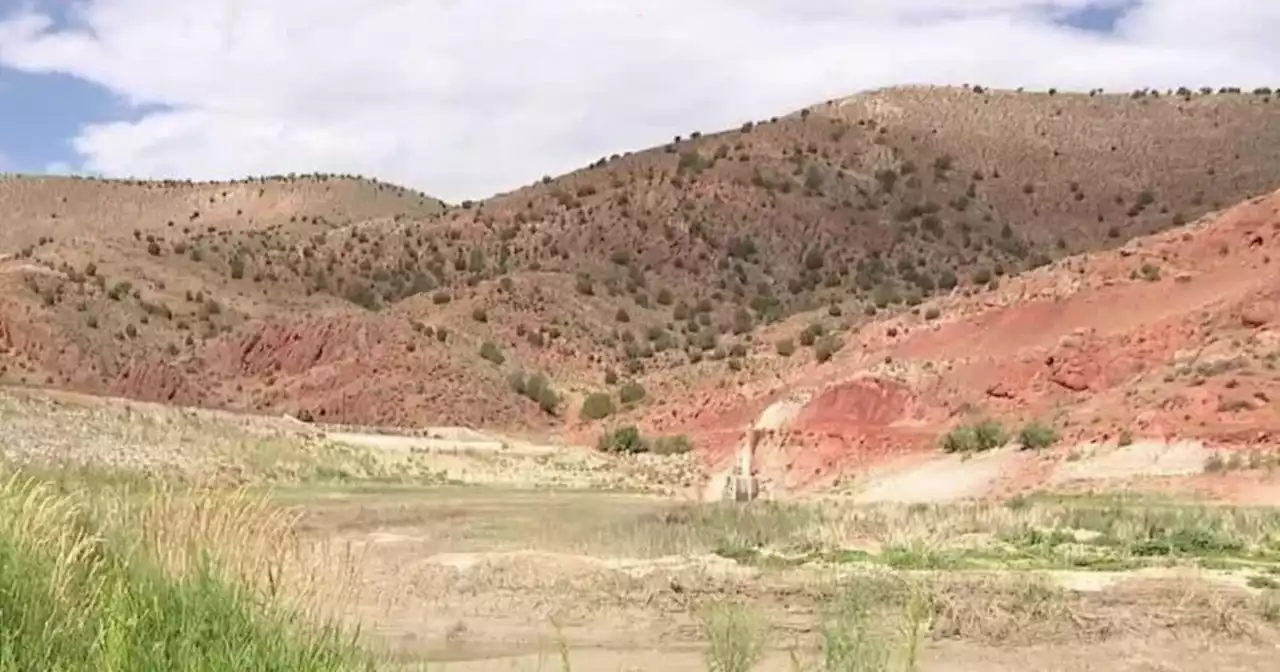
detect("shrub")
(471, 308), (488, 323)
(972, 419), (1007, 450)
(798, 323), (826, 347)
(813, 335), (842, 363)
(924, 307), (941, 321)
(1018, 420), (1059, 450)
(520, 372), (559, 415)
(775, 339), (796, 357)
(507, 371), (527, 394)
(596, 425), (647, 454)
(941, 418), (1007, 453)
(479, 341), (504, 365)
(580, 393), (616, 421)
(619, 380), (647, 405)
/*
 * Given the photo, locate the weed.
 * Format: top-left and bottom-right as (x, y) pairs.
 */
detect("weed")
(700, 601), (766, 672)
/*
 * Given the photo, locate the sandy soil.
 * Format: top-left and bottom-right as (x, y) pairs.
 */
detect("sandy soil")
(287, 487), (1280, 671)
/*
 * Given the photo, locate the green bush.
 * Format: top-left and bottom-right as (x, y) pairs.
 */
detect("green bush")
(813, 335), (842, 363)
(580, 393), (616, 421)
(940, 418), (1007, 453)
(596, 425), (647, 454)
(523, 372), (559, 415)
(507, 371), (527, 394)
(479, 341), (504, 365)
(1017, 420), (1058, 450)
(775, 339), (796, 357)
(619, 380), (647, 405)
(798, 322), (826, 347)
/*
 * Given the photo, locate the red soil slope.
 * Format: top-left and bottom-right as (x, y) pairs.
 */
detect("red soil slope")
(653, 188), (1280, 489)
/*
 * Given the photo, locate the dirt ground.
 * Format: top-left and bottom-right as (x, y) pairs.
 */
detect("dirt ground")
(268, 473), (1280, 671)
(4, 386), (1280, 671)
(287, 486), (1280, 671)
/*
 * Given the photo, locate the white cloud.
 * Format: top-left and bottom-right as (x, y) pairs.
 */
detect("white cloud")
(0, 1), (1278, 202)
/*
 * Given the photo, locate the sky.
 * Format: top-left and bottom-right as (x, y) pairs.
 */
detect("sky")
(1, 1), (1279, 203)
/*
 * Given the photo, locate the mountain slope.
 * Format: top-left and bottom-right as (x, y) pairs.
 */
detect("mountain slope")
(650, 187), (1280, 493)
(4, 85), (1280, 430)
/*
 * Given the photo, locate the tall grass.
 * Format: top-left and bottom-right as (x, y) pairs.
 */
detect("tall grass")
(0, 472), (371, 671)
(699, 575), (932, 672)
(700, 601), (767, 672)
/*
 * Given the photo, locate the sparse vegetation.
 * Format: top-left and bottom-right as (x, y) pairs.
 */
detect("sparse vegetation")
(596, 424), (647, 454)
(618, 380), (647, 405)
(1017, 420), (1059, 450)
(941, 419), (1008, 454)
(510, 371), (560, 415)
(580, 393), (616, 421)
(9, 83), (1280, 442)
(478, 341), (505, 365)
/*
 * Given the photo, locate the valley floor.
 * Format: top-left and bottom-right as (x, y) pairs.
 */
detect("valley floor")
(3, 385), (1280, 671)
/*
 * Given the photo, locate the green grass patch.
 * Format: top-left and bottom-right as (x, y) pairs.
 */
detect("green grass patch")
(0, 472), (373, 671)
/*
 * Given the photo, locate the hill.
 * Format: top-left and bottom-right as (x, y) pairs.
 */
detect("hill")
(4, 85), (1280, 431)
(650, 186), (1280, 500)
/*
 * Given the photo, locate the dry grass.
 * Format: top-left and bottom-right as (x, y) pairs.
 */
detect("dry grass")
(404, 494), (1280, 575)
(690, 569), (1278, 672)
(0, 388), (456, 487)
(0, 173), (442, 250)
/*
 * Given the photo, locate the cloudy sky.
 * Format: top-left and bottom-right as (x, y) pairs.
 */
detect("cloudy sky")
(1, 0), (1279, 202)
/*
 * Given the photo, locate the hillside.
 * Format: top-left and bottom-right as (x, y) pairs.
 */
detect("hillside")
(649, 186), (1280, 499)
(4, 85), (1280, 431)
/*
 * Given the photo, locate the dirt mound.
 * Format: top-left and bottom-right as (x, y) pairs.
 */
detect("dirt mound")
(793, 376), (914, 431)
